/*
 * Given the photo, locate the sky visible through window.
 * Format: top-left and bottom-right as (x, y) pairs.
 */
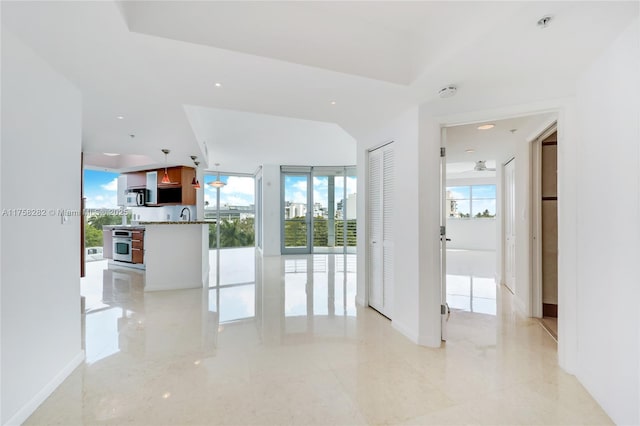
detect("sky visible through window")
(284, 175), (357, 210)
(84, 169), (120, 209)
(447, 184), (496, 218)
(84, 170), (356, 210)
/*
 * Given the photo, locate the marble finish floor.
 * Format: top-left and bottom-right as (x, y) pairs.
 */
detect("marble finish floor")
(27, 249), (611, 425)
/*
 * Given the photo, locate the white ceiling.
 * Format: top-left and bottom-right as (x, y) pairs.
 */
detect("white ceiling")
(183, 106), (356, 173)
(446, 113), (556, 179)
(2, 1), (637, 172)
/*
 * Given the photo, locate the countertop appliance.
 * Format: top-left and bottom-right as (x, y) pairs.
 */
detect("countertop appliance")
(125, 189), (146, 207)
(112, 229), (133, 262)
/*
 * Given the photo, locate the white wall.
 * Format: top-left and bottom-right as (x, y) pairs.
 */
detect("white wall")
(446, 219), (496, 250)
(355, 107), (441, 347)
(573, 18), (639, 426)
(1, 30), (84, 425)
(131, 205), (196, 222)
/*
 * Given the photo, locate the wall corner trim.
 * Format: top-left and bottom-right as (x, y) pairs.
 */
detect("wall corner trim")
(4, 351), (85, 426)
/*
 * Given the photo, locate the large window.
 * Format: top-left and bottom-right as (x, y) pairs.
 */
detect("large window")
(281, 166), (356, 254)
(446, 185), (496, 218)
(204, 174), (255, 248)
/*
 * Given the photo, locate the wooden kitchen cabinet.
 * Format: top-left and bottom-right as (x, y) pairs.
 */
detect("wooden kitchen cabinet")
(154, 166), (196, 205)
(124, 166), (196, 206)
(131, 230), (144, 264)
(125, 172), (146, 189)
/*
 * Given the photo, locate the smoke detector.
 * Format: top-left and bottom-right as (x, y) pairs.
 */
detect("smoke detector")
(537, 15), (553, 29)
(438, 85), (457, 98)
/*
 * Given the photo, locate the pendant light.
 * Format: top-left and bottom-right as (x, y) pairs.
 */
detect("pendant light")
(161, 149), (171, 184)
(208, 163), (226, 188)
(190, 156), (201, 189)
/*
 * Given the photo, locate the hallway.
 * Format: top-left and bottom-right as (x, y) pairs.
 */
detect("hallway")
(28, 249), (610, 425)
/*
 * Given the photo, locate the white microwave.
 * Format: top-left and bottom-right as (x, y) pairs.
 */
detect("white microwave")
(125, 190), (146, 206)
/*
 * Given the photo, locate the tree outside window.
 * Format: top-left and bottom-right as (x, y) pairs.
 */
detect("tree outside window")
(446, 185), (496, 218)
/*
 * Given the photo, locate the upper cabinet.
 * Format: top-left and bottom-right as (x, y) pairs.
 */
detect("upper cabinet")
(124, 166), (196, 206)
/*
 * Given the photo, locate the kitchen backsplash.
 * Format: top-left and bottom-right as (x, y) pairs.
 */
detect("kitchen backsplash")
(130, 205), (196, 222)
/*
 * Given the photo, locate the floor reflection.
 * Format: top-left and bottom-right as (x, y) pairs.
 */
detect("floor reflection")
(35, 249), (609, 425)
(283, 254), (357, 318)
(446, 249), (497, 315)
(80, 249), (359, 367)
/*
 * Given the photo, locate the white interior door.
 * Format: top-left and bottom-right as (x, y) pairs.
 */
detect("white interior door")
(504, 158), (516, 292)
(368, 143), (394, 317)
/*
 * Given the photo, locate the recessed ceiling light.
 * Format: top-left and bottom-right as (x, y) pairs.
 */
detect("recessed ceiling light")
(214, 82), (222, 87)
(330, 100), (337, 105)
(103, 153), (120, 156)
(116, 115), (124, 120)
(477, 124), (495, 130)
(129, 134), (135, 138)
(510, 129), (518, 134)
(465, 148), (475, 153)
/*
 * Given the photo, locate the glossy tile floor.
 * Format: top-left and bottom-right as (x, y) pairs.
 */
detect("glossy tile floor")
(27, 249), (611, 425)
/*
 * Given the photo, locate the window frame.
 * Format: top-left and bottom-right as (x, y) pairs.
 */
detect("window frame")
(446, 184), (497, 220)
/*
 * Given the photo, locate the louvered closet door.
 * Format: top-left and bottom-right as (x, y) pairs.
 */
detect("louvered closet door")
(368, 143), (394, 318)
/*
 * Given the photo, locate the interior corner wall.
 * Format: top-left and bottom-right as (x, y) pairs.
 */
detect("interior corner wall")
(260, 164), (281, 256)
(573, 17), (639, 426)
(1, 30), (83, 425)
(355, 107), (429, 344)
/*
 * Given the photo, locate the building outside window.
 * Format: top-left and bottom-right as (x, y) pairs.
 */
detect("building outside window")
(446, 185), (496, 218)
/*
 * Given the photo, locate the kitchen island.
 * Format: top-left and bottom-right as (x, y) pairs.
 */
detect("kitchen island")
(140, 221), (209, 292)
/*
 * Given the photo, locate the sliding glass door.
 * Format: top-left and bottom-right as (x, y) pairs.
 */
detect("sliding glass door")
(282, 172), (311, 254)
(281, 167), (356, 254)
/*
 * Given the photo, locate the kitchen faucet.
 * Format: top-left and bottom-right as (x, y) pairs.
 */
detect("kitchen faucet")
(179, 207), (191, 222)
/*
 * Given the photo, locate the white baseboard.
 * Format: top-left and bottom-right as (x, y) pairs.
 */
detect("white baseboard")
(5, 350), (84, 426)
(391, 320), (419, 344)
(392, 320), (442, 348)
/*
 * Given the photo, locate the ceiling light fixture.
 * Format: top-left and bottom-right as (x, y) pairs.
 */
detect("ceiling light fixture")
(477, 124), (495, 130)
(537, 15), (553, 29)
(103, 152), (120, 156)
(215, 82), (222, 87)
(161, 149), (171, 184)
(465, 148), (475, 153)
(190, 155), (201, 189)
(116, 115), (124, 120)
(208, 163), (226, 188)
(510, 129), (518, 134)
(330, 100), (337, 105)
(438, 84), (457, 98)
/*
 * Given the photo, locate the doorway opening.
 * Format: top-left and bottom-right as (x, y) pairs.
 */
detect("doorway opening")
(440, 114), (558, 339)
(532, 125), (559, 340)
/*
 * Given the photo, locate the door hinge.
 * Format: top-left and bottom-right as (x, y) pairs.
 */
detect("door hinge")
(440, 225), (446, 236)
(440, 147), (446, 157)
(441, 304), (446, 315)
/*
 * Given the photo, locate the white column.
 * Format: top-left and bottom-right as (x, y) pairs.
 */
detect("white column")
(261, 164), (281, 256)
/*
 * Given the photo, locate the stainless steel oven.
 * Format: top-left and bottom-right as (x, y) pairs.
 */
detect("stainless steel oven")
(112, 230), (133, 262)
